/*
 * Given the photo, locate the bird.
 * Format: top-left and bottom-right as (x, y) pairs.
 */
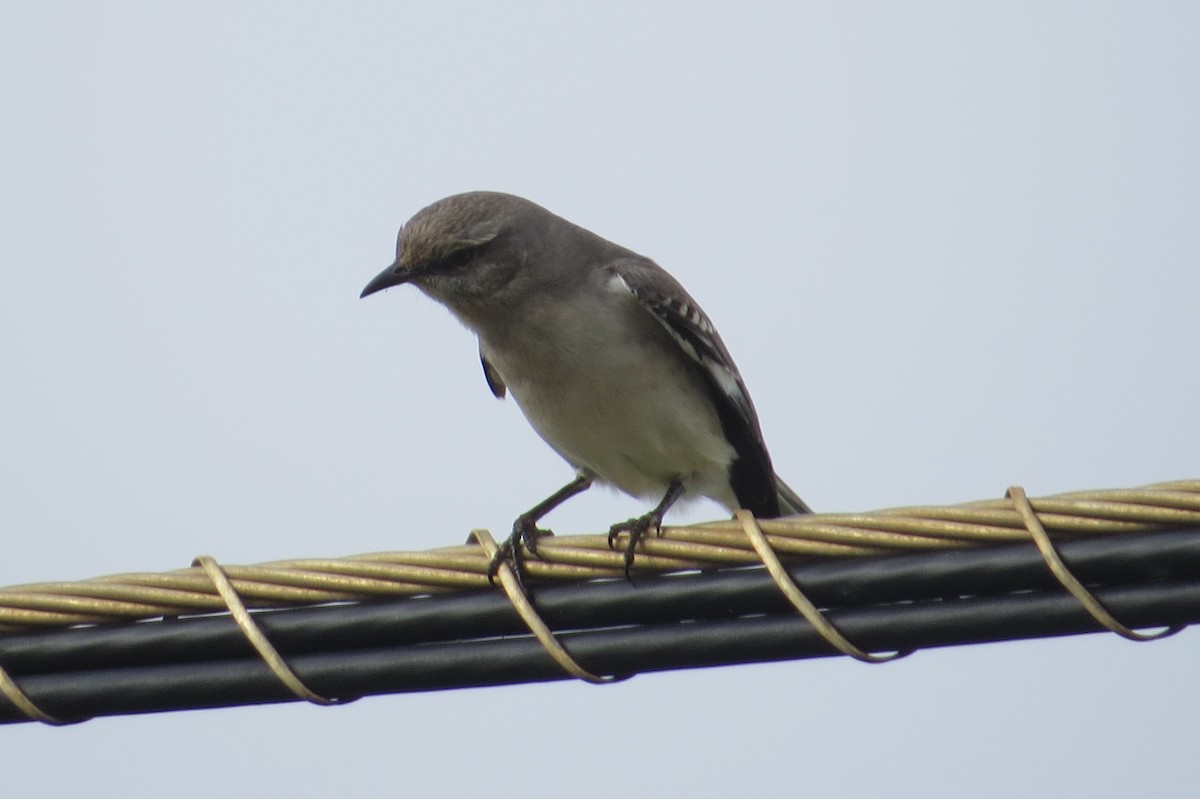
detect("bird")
(360, 191), (810, 578)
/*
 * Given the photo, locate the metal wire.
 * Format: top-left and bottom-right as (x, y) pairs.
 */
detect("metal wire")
(2, 480), (1198, 631)
(0, 527), (1197, 724)
(1, 480), (1197, 725)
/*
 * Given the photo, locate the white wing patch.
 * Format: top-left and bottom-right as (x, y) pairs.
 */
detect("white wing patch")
(620, 273), (756, 424)
(607, 272), (635, 296)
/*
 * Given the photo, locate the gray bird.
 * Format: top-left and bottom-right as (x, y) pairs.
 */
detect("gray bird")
(361, 191), (810, 576)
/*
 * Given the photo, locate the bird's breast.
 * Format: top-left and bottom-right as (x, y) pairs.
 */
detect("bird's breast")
(477, 297), (737, 505)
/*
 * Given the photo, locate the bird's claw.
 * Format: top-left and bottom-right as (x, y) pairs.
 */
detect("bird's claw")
(487, 516), (554, 587)
(607, 512), (663, 579)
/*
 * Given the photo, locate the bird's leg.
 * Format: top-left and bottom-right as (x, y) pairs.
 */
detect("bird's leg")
(489, 473), (594, 584)
(608, 478), (686, 578)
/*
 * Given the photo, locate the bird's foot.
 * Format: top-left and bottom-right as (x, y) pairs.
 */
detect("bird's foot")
(607, 510), (664, 579)
(488, 514), (554, 587)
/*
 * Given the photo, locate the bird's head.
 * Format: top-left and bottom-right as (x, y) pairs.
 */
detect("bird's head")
(360, 192), (552, 316)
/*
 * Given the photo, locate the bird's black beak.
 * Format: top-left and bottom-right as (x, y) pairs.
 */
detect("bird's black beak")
(360, 261), (412, 299)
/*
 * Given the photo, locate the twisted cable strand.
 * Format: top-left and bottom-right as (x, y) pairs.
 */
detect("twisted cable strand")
(0, 480), (1196, 632)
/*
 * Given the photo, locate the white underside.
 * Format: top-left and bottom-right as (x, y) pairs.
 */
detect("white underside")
(473, 279), (738, 509)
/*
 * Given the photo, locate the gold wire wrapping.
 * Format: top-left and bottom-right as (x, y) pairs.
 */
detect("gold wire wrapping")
(0, 662), (73, 725)
(193, 556), (348, 706)
(736, 511), (908, 663)
(468, 530), (619, 684)
(1004, 487), (1182, 642)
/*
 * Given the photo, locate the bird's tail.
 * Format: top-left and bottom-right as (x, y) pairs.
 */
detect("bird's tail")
(774, 475), (813, 516)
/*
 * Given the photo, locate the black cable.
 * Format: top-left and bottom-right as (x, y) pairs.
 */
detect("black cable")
(1, 529), (1198, 723)
(2, 578), (1196, 724)
(2, 527), (1198, 677)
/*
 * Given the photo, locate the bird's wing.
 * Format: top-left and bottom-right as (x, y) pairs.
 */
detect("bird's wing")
(480, 350), (506, 399)
(609, 257), (785, 517)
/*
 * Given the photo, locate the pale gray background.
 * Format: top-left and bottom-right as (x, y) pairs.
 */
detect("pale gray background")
(2, 3), (1197, 796)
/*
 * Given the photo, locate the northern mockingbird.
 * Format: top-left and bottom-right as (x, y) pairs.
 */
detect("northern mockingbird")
(361, 191), (810, 576)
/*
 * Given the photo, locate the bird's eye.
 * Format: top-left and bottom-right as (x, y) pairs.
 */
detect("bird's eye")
(437, 248), (475, 272)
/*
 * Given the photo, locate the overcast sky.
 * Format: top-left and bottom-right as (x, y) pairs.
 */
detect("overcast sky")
(2, 3), (1198, 796)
